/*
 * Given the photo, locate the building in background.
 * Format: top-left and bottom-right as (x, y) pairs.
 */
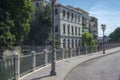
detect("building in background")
(54, 4), (89, 49)
(31, 0), (48, 20)
(30, 0), (98, 49)
(81, 11), (89, 32)
(89, 16), (98, 40)
(31, 0), (47, 7)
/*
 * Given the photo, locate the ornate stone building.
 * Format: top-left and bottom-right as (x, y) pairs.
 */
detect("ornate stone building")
(54, 4), (89, 49)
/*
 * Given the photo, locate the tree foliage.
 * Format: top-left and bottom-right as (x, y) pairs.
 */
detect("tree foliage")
(0, 0), (33, 47)
(82, 32), (95, 47)
(109, 27), (120, 42)
(24, 3), (52, 45)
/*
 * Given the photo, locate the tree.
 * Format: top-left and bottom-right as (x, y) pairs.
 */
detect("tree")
(0, 8), (15, 48)
(24, 3), (52, 45)
(109, 27), (120, 42)
(0, 0), (33, 47)
(82, 32), (95, 47)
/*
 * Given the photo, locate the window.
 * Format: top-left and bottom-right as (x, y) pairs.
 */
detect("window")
(76, 39), (77, 47)
(75, 14), (77, 22)
(63, 24), (66, 34)
(75, 27), (77, 35)
(68, 39), (70, 48)
(67, 25), (70, 34)
(67, 11), (70, 19)
(78, 27), (80, 35)
(71, 26), (74, 35)
(78, 16), (80, 22)
(55, 25), (58, 32)
(63, 39), (66, 48)
(72, 39), (74, 48)
(36, 2), (39, 7)
(71, 13), (73, 20)
(63, 10), (65, 17)
(55, 9), (58, 15)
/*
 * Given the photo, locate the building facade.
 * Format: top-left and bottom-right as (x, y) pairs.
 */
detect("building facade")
(54, 4), (89, 49)
(31, 0), (47, 7)
(81, 10), (89, 32)
(89, 16), (98, 40)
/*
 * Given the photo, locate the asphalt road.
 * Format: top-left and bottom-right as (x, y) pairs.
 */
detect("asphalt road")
(64, 52), (120, 80)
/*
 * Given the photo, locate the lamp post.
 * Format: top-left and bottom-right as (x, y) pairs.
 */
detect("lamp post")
(101, 24), (106, 54)
(50, 0), (56, 76)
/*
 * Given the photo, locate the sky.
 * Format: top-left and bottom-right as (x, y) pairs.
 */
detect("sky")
(55, 0), (120, 37)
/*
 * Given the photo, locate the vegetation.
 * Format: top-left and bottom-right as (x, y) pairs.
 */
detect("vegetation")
(82, 32), (95, 47)
(0, 0), (33, 48)
(109, 27), (120, 42)
(24, 3), (52, 46)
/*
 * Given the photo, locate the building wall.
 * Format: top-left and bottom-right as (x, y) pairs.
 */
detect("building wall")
(31, 0), (46, 7)
(54, 4), (85, 49)
(89, 16), (98, 40)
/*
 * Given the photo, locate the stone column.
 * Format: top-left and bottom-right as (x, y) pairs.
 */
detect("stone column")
(13, 51), (20, 80)
(70, 48), (73, 57)
(31, 51), (36, 71)
(44, 49), (48, 66)
(62, 48), (65, 59)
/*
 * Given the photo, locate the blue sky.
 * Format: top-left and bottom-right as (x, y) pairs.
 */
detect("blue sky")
(55, 0), (120, 37)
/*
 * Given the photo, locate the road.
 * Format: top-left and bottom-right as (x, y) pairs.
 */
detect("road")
(64, 52), (120, 80)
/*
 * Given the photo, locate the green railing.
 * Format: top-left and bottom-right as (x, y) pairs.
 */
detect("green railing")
(56, 49), (63, 60)
(47, 51), (52, 63)
(36, 52), (45, 68)
(0, 42), (120, 80)
(20, 54), (33, 77)
(0, 57), (14, 80)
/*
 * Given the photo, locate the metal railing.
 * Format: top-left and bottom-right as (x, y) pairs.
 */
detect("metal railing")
(0, 42), (120, 80)
(0, 57), (14, 80)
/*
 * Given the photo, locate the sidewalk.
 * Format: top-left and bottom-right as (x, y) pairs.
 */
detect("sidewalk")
(21, 47), (120, 80)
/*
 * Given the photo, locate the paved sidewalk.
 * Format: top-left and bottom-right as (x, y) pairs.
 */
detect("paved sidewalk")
(21, 47), (120, 80)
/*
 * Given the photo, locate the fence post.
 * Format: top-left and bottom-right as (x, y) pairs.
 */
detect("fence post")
(85, 46), (87, 54)
(31, 51), (36, 71)
(44, 49), (48, 66)
(78, 47), (80, 55)
(62, 48), (65, 59)
(90, 46), (92, 53)
(70, 48), (72, 57)
(13, 51), (20, 80)
(95, 45), (97, 52)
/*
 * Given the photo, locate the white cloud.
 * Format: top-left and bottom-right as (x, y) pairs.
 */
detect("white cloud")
(88, 1), (120, 37)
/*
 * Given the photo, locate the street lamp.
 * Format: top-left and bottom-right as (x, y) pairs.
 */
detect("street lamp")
(101, 24), (106, 54)
(50, 0), (56, 76)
